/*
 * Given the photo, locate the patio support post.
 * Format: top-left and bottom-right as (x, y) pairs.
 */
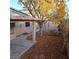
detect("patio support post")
(32, 21), (36, 43)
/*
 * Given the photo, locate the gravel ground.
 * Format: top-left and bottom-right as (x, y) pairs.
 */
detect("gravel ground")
(20, 31), (69, 59)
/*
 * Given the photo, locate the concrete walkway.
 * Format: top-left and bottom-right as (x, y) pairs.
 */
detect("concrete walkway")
(10, 35), (34, 59)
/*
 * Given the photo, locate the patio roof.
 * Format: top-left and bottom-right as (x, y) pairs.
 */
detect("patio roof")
(10, 8), (42, 21)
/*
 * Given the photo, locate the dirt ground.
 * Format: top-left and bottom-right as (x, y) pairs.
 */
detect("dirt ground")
(20, 31), (69, 59)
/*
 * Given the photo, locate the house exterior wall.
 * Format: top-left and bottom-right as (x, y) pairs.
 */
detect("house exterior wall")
(15, 22), (33, 34)
(10, 22), (33, 40)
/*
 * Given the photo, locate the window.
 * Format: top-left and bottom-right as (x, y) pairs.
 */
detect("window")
(25, 22), (30, 27)
(10, 23), (15, 34)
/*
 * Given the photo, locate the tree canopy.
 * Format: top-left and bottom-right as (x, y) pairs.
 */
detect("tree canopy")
(18, 0), (68, 25)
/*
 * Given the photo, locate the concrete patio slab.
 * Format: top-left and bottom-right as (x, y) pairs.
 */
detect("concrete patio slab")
(10, 36), (34, 59)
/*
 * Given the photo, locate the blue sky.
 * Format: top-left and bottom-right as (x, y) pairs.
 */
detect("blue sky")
(10, 0), (24, 10)
(10, 0), (69, 11)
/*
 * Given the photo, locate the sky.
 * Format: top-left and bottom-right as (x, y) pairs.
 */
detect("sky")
(10, 0), (24, 10)
(10, 0), (69, 11)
